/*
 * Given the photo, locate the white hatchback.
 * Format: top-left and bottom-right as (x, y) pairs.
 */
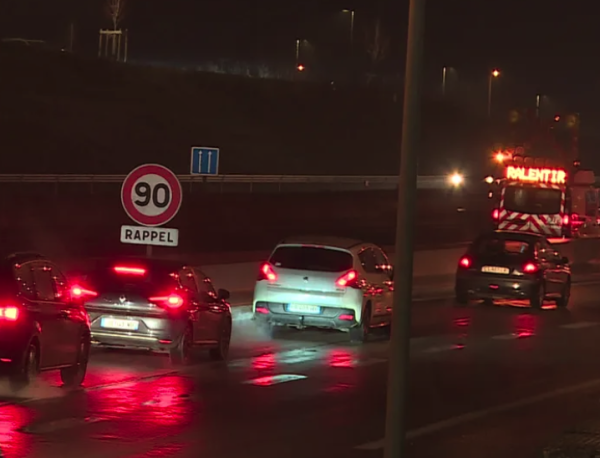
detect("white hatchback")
(252, 236), (394, 342)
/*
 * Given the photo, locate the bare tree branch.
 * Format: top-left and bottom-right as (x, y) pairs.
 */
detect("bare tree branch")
(105, 0), (127, 30)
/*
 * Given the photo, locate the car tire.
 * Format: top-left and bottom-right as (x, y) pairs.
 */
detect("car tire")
(209, 318), (232, 361)
(530, 284), (545, 309)
(455, 283), (468, 305)
(350, 304), (371, 343)
(170, 325), (193, 366)
(556, 280), (571, 308)
(60, 336), (90, 388)
(10, 340), (39, 392)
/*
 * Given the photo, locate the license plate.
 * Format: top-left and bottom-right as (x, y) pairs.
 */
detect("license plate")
(100, 318), (139, 331)
(481, 266), (510, 274)
(287, 304), (321, 314)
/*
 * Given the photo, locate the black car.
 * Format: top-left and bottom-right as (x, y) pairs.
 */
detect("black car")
(455, 231), (571, 308)
(0, 252), (90, 390)
(70, 257), (232, 365)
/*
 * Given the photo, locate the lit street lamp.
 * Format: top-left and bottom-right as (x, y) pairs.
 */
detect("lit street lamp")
(342, 9), (355, 50)
(488, 69), (500, 117)
(448, 172), (464, 187)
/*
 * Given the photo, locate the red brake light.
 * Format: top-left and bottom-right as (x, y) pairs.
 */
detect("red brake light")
(492, 209), (499, 220)
(339, 314), (354, 321)
(524, 263), (538, 273)
(71, 285), (98, 298)
(114, 266), (146, 275)
(336, 270), (359, 288)
(563, 214), (570, 225)
(149, 293), (184, 309)
(0, 306), (19, 321)
(258, 263), (277, 282)
(459, 257), (471, 268)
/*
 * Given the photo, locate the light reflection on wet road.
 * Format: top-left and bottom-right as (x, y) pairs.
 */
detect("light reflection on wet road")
(3, 285), (600, 457)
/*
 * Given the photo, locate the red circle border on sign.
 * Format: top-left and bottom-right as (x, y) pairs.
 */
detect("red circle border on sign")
(121, 164), (183, 227)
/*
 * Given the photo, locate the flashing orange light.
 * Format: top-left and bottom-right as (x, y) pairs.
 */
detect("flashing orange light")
(505, 166), (566, 185)
(554, 115), (560, 122)
(495, 152), (505, 163)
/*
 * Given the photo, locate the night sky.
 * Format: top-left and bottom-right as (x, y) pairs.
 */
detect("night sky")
(2, 0), (598, 152)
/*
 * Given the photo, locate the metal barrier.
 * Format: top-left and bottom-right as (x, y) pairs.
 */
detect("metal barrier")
(0, 174), (453, 189)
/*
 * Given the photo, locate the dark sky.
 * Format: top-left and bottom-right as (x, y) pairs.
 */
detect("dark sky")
(2, 0), (598, 132)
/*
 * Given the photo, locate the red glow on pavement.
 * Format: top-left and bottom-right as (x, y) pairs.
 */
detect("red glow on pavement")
(0, 404), (34, 458)
(453, 316), (471, 327)
(86, 376), (196, 442)
(329, 350), (355, 368)
(249, 375), (278, 386)
(251, 352), (277, 370)
(514, 313), (537, 337)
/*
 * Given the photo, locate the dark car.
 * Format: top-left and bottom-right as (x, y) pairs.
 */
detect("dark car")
(71, 257), (232, 364)
(0, 252), (90, 390)
(455, 230), (571, 308)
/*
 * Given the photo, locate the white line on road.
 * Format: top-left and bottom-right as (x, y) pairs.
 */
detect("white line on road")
(355, 377), (600, 450)
(561, 321), (599, 329)
(491, 333), (520, 340)
(244, 374), (307, 386)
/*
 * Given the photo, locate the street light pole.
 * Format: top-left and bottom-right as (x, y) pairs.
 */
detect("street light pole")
(442, 66), (447, 96)
(295, 39), (300, 66)
(383, 0), (425, 456)
(488, 69), (499, 117)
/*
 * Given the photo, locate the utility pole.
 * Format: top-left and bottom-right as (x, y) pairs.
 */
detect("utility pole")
(383, 0), (425, 457)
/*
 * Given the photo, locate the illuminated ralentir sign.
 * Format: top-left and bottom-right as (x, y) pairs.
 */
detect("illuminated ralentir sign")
(505, 166), (567, 184)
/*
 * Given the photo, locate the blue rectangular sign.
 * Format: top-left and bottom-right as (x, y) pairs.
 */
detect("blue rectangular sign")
(190, 147), (220, 175)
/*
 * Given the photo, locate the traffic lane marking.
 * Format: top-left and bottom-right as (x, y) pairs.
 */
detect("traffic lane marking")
(355, 377), (600, 450)
(3, 310), (600, 408)
(243, 374), (307, 386)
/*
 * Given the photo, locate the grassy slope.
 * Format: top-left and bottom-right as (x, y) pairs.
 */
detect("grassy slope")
(2, 44), (404, 175)
(1, 43), (488, 175)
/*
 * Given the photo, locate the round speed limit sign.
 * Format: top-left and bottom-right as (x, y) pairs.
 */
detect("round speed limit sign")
(121, 164), (183, 227)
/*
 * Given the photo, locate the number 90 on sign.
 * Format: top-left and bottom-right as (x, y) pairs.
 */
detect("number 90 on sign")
(121, 164), (183, 227)
(132, 174), (171, 213)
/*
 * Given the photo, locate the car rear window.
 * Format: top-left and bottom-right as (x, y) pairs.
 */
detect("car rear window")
(270, 246), (353, 272)
(81, 261), (178, 295)
(474, 238), (532, 256)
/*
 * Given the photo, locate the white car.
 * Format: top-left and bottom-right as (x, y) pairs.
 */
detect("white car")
(252, 236), (394, 342)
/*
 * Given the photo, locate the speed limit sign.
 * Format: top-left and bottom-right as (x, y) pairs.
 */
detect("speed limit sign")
(121, 164), (183, 227)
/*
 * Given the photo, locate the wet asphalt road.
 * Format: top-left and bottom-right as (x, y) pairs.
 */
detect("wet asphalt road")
(4, 283), (600, 457)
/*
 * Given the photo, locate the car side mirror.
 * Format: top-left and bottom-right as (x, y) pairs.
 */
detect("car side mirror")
(217, 288), (230, 300)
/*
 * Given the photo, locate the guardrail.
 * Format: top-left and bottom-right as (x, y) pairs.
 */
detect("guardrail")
(0, 174), (453, 188)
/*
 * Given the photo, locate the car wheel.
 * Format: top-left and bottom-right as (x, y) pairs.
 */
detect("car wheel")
(60, 336), (90, 388)
(350, 304), (371, 343)
(170, 325), (193, 366)
(530, 284), (545, 309)
(209, 319), (232, 361)
(455, 284), (468, 305)
(10, 341), (39, 392)
(556, 280), (571, 308)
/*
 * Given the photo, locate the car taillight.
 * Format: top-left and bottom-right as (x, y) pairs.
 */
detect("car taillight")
(563, 214), (570, 225)
(336, 270), (359, 288)
(71, 285), (98, 298)
(523, 263), (538, 273)
(459, 257), (471, 268)
(0, 306), (19, 321)
(258, 263), (277, 282)
(149, 293), (185, 309)
(114, 266), (146, 275)
(492, 209), (499, 220)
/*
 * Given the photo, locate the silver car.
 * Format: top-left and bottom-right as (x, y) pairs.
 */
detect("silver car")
(71, 257), (232, 365)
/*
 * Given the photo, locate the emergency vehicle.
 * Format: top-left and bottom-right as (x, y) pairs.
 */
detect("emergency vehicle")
(490, 156), (599, 238)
